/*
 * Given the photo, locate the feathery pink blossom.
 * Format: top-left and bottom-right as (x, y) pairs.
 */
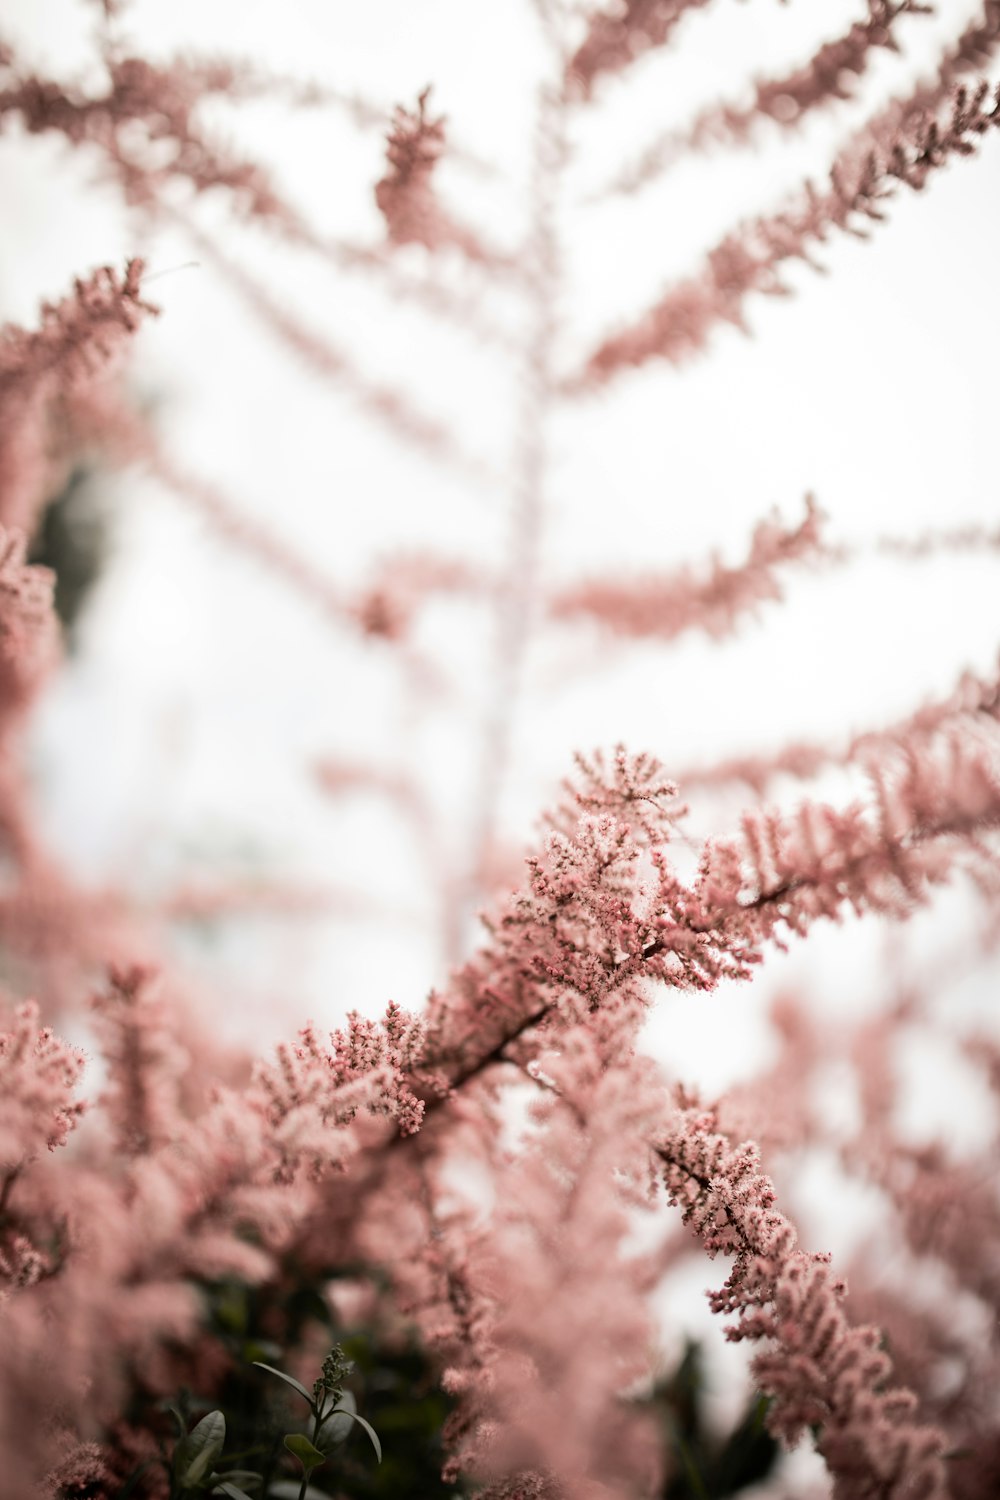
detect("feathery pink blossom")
(566, 1), (718, 99)
(1, 6), (999, 1497)
(0, 46), (286, 217)
(603, 1), (932, 196)
(576, 82), (1000, 382)
(0, 528), (59, 725)
(0, 1000), (86, 1171)
(550, 495), (828, 642)
(0, 260), (154, 532)
(657, 1103), (948, 1498)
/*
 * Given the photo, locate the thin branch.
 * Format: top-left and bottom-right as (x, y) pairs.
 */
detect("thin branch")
(571, 80), (1000, 385)
(464, 56), (568, 917)
(596, 0), (932, 200)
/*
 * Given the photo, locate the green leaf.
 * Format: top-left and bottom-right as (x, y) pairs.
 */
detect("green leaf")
(252, 1362), (313, 1404)
(212, 1484), (256, 1500)
(672, 1426), (709, 1500)
(176, 1410), (226, 1488)
(331, 1408), (382, 1464)
(283, 1434), (326, 1474)
(317, 1388), (355, 1446)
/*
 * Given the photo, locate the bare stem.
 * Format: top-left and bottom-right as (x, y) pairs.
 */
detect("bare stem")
(464, 27), (568, 933)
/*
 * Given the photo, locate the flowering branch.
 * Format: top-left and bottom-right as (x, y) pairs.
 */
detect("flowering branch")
(601, 0), (932, 198)
(566, 0), (719, 99)
(575, 82), (1000, 382)
(675, 655), (1000, 796)
(657, 1103), (948, 1498)
(0, 46), (285, 217)
(0, 260), (155, 533)
(549, 494), (829, 642)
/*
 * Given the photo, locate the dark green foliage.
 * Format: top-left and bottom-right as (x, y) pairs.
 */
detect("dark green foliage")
(112, 1270), (779, 1500)
(111, 1270), (461, 1500)
(326, 1332), (456, 1499)
(652, 1343), (778, 1500)
(29, 467), (109, 642)
(208, 1271), (456, 1496)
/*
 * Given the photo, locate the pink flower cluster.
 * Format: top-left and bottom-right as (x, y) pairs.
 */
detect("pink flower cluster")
(2, 5), (1000, 1498)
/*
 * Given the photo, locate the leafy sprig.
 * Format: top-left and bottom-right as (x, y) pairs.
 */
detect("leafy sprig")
(164, 1345), (380, 1500)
